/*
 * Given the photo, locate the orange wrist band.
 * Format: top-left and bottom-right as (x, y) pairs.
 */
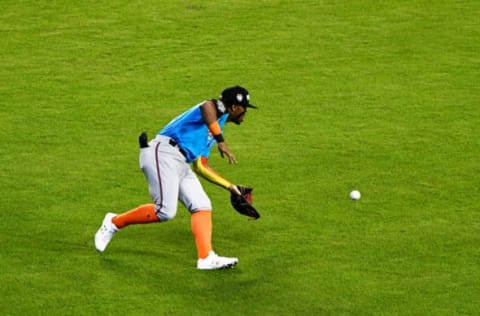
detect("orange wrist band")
(208, 121), (222, 136)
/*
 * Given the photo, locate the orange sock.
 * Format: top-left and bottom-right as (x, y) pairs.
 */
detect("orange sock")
(191, 210), (213, 259)
(112, 204), (159, 229)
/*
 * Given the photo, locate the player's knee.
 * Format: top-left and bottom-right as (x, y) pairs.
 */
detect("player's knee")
(155, 204), (177, 222)
(159, 213), (176, 222)
(186, 200), (212, 213)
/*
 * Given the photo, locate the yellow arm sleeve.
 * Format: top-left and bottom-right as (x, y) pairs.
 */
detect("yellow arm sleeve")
(192, 156), (232, 190)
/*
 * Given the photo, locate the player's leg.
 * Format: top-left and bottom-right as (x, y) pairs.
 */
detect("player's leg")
(115, 142), (182, 223)
(95, 144), (179, 252)
(111, 204), (158, 228)
(113, 131), (161, 227)
(95, 203), (158, 252)
(179, 170), (212, 258)
(143, 143), (181, 221)
(179, 169), (238, 269)
(94, 147), (157, 252)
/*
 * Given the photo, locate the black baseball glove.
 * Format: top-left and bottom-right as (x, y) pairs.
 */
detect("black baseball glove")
(230, 185), (260, 220)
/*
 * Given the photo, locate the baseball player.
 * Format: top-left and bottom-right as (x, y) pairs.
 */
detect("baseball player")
(94, 86), (257, 270)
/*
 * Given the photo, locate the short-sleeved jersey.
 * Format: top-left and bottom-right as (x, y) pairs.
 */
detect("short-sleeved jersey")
(159, 101), (229, 163)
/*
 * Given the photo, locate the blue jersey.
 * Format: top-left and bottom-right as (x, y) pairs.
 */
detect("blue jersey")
(159, 102), (229, 163)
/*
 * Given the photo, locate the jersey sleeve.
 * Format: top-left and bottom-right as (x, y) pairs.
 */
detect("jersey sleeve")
(192, 156), (232, 190)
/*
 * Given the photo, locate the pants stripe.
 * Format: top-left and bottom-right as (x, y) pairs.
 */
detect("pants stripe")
(154, 142), (163, 215)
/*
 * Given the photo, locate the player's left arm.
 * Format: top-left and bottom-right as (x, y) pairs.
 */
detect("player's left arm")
(192, 156), (240, 194)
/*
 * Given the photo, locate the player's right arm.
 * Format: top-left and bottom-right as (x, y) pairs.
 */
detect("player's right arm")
(200, 100), (237, 164)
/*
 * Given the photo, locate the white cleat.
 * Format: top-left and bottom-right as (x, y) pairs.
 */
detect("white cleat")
(197, 251), (238, 270)
(94, 213), (119, 252)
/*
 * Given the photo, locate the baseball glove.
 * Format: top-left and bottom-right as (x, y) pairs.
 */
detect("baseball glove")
(230, 185), (260, 220)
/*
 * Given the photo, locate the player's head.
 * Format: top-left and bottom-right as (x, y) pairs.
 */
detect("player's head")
(220, 86), (257, 109)
(221, 86), (257, 125)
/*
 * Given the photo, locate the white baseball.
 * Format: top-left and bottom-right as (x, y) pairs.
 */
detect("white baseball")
(350, 190), (361, 200)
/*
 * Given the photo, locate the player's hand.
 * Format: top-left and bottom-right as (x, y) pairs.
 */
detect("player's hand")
(218, 142), (237, 164)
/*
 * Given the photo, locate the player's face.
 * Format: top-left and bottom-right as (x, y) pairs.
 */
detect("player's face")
(229, 104), (247, 125)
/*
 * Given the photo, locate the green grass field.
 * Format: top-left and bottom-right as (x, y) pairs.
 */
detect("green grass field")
(1, 1), (479, 315)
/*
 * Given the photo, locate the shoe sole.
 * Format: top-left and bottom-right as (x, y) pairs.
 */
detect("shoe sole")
(222, 262), (237, 269)
(198, 261), (238, 270)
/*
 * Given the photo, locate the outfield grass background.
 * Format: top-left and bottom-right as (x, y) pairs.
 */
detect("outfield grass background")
(1, 1), (479, 315)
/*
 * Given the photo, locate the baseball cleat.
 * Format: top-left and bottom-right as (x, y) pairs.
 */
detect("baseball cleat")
(197, 251), (238, 270)
(94, 213), (119, 252)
